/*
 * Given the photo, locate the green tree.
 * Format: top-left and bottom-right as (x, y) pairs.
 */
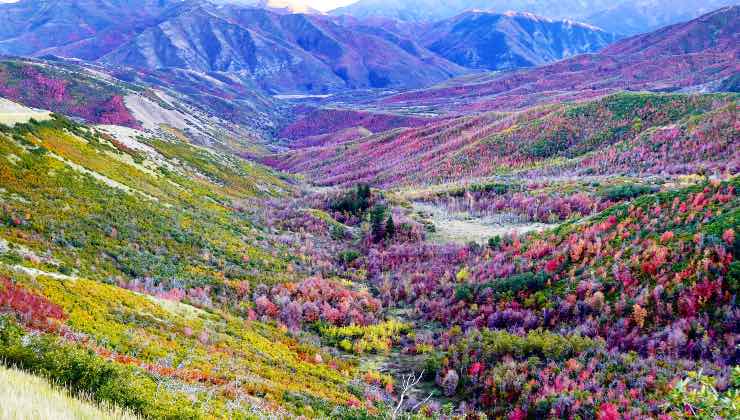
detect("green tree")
(370, 204), (387, 242)
(385, 215), (395, 239)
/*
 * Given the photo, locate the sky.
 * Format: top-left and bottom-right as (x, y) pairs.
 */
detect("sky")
(305, 0), (357, 11)
(0, 1), (358, 12)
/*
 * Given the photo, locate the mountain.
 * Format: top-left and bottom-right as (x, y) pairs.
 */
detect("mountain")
(585, 0), (739, 36)
(423, 11), (618, 70)
(0, 0), (468, 94)
(99, 4), (466, 93)
(0, 0), (184, 59)
(332, 0), (738, 35)
(378, 6), (740, 115)
(268, 7), (740, 186)
(212, 0), (323, 14)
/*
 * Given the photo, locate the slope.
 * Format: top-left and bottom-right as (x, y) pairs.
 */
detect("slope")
(267, 92), (738, 187)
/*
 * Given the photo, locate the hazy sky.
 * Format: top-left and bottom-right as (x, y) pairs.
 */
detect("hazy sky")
(306, 0), (357, 11)
(0, 1), (358, 11)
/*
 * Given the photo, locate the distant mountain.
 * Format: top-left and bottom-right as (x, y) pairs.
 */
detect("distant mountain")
(423, 11), (618, 70)
(0, 0), (467, 94)
(98, 4), (466, 93)
(381, 6), (740, 114)
(585, 0), (739, 36)
(331, 0), (738, 35)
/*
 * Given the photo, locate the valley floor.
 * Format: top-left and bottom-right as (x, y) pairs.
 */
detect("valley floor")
(412, 201), (556, 244)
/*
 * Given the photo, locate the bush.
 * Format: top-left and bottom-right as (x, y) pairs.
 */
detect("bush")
(665, 368), (740, 420)
(339, 250), (361, 264)
(329, 184), (371, 216)
(479, 272), (548, 297)
(0, 316), (200, 419)
(488, 235), (502, 249)
(455, 284), (474, 302)
(601, 184), (657, 201)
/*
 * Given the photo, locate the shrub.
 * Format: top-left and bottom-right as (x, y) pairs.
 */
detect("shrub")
(329, 184), (371, 216)
(0, 316), (200, 419)
(600, 184), (657, 201)
(317, 320), (411, 354)
(665, 368), (740, 420)
(339, 250), (361, 264)
(478, 272), (548, 297)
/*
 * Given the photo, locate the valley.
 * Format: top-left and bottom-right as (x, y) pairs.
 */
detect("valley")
(0, 1), (738, 419)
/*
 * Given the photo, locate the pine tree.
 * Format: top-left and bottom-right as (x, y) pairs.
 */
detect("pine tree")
(385, 214), (395, 239)
(357, 183), (371, 213)
(370, 204), (386, 242)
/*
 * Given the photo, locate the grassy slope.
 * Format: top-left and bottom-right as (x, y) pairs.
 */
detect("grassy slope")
(0, 365), (138, 420)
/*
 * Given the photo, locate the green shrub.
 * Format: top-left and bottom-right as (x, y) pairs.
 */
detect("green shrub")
(665, 368), (739, 420)
(0, 316), (200, 419)
(339, 250), (361, 264)
(488, 235), (502, 249)
(329, 184), (371, 216)
(452, 329), (602, 363)
(600, 184), (657, 201)
(454, 284), (474, 302)
(479, 272), (548, 297)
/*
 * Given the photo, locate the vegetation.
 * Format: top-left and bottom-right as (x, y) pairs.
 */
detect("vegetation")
(0, 364), (139, 420)
(0, 37), (738, 418)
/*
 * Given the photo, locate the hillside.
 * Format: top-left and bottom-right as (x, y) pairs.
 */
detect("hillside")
(267, 92), (739, 187)
(0, 107), (400, 418)
(0, 57), (283, 156)
(0, 0), (181, 59)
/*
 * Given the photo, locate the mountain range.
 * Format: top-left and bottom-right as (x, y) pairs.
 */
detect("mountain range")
(423, 11), (617, 70)
(0, 0), (623, 94)
(332, 0), (738, 35)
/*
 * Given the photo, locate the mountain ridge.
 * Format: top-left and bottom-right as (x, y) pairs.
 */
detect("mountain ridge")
(331, 0), (738, 35)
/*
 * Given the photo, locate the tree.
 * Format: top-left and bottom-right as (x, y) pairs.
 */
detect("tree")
(370, 204), (387, 242)
(357, 183), (371, 211)
(385, 214), (396, 239)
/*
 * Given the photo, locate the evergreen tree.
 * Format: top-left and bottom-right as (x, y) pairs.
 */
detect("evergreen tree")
(385, 214), (395, 239)
(356, 183), (370, 213)
(370, 204), (386, 242)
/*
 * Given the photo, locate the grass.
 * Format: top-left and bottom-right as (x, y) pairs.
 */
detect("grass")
(0, 364), (138, 420)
